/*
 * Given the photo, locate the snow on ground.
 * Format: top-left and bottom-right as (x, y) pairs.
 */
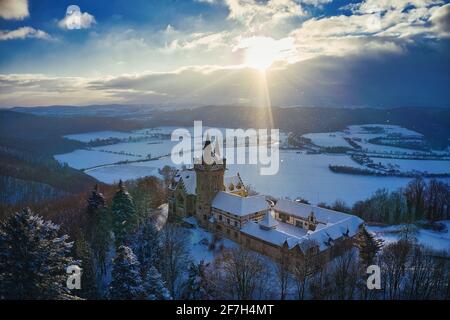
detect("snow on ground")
(301, 124), (437, 155)
(347, 124), (423, 138)
(86, 164), (160, 184)
(373, 158), (450, 174)
(66, 148), (450, 205)
(64, 131), (146, 142)
(55, 149), (140, 170)
(303, 132), (352, 148)
(92, 140), (176, 158)
(226, 151), (424, 205)
(183, 217), (238, 264)
(85, 156), (177, 184)
(367, 220), (450, 254)
(56, 125), (450, 205)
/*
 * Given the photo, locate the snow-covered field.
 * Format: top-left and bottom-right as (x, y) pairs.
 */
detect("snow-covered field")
(303, 124), (442, 155)
(303, 132), (352, 148)
(55, 149), (141, 169)
(92, 140), (176, 159)
(367, 221), (450, 254)
(64, 130), (146, 142)
(56, 125), (450, 205)
(373, 158), (450, 174)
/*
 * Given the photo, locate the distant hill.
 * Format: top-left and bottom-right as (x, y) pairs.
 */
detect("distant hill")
(153, 106), (450, 149)
(0, 110), (145, 205)
(1, 105), (449, 206)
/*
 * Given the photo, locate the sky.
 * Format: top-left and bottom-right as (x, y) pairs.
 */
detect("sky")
(0, 0), (449, 108)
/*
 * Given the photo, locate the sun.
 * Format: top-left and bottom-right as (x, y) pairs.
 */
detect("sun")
(245, 49), (277, 71)
(239, 36), (294, 72)
(243, 38), (278, 71)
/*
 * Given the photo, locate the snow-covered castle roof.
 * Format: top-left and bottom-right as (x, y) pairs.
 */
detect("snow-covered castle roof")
(241, 199), (363, 252)
(170, 169), (197, 195)
(274, 198), (349, 224)
(212, 192), (269, 216)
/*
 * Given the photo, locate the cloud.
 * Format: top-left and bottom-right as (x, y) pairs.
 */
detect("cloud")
(1, 41), (449, 108)
(431, 3), (450, 37)
(58, 5), (96, 30)
(287, 0), (450, 61)
(164, 30), (232, 52)
(0, 27), (52, 41)
(224, 0), (306, 30)
(0, 0), (29, 20)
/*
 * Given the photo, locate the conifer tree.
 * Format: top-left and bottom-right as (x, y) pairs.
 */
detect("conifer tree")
(111, 180), (137, 244)
(134, 216), (161, 271)
(87, 184), (106, 217)
(73, 233), (99, 299)
(145, 266), (172, 300)
(109, 246), (145, 300)
(181, 261), (211, 300)
(0, 208), (78, 299)
(86, 185), (111, 274)
(355, 226), (384, 267)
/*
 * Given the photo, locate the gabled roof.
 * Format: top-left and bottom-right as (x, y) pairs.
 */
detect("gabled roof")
(241, 198), (364, 252)
(274, 198), (349, 224)
(212, 192), (269, 216)
(171, 169), (196, 195)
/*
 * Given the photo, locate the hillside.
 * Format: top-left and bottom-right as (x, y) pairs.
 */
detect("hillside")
(153, 106), (450, 148)
(0, 110), (144, 206)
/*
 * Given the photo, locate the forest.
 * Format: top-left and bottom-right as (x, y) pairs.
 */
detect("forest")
(0, 173), (449, 300)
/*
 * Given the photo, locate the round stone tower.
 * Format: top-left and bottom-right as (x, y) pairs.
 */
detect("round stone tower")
(194, 137), (226, 226)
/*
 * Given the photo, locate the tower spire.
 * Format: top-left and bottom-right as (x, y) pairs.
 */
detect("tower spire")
(203, 133), (211, 150)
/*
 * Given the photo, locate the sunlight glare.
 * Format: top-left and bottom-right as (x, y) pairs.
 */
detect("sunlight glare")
(237, 36), (295, 72)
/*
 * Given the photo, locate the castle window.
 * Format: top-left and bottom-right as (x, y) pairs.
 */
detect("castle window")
(227, 218), (230, 224)
(219, 215), (223, 221)
(234, 221), (238, 227)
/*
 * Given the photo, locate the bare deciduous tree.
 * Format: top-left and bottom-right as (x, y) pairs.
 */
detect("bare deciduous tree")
(159, 224), (191, 298)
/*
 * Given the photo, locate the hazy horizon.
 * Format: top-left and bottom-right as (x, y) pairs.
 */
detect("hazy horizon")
(1, 0), (450, 108)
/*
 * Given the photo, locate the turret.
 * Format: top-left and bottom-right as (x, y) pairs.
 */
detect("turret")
(194, 135), (226, 225)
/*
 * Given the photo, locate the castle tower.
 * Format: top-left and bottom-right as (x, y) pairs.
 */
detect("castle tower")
(194, 136), (226, 225)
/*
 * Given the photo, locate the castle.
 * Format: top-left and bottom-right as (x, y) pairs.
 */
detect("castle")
(168, 137), (363, 264)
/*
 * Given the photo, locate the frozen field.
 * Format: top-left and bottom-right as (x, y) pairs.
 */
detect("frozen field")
(81, 150), (433, 205)
(303, 124), (441, 155)
(55, 149), (141, 169)
(374, 158), (450, 174)
(92, 140), (176, 158)
(56, 126), (450, 205)
(303, 132), (352, 148)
